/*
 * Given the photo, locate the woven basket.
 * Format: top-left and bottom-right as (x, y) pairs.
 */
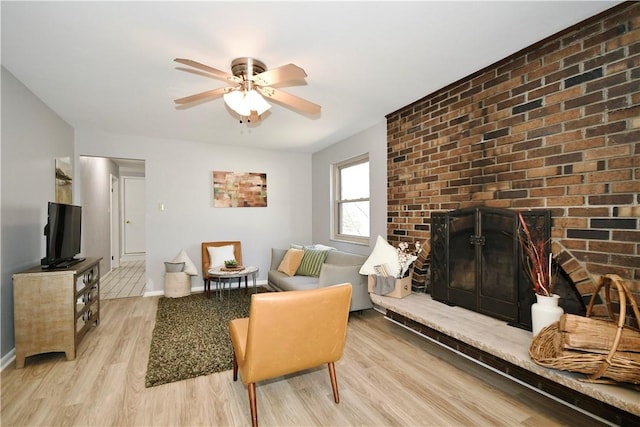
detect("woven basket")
(529, 274), (640, 384)
(165, 272), (191, 298)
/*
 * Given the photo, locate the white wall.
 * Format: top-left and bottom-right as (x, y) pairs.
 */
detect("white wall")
(1, 67), (74, 361)
(0, 66), (384, 363)
(311, 120), (387, 256)
(78, 156), (119, 274)
(75, 130), (312, 293)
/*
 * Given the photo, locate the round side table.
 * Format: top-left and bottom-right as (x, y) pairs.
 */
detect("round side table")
(206, 266), (259, 299)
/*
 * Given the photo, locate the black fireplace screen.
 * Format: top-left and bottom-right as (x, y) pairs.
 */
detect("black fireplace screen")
(430, 207), (551, 330)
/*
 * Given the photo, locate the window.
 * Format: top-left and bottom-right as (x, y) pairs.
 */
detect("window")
(333, 154), (369, 244)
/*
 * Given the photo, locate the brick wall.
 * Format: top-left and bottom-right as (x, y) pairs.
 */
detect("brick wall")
(387, 3), (640, 292)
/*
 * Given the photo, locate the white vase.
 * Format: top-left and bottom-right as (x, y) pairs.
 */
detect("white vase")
(531, 293), (563, 336)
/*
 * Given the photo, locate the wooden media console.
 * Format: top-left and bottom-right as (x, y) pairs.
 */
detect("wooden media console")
(13, 257), (101, 368)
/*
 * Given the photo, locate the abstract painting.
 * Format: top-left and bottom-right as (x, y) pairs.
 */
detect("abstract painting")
(213, 171), (267, 207)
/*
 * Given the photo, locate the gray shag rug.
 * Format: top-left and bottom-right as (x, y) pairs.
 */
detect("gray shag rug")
(145, 287), (268, 388)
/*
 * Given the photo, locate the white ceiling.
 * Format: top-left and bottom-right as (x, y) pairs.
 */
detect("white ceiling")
(1, 1), (619, 153)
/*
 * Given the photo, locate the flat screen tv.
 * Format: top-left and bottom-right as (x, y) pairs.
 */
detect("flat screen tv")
(41, 202), (84, 269)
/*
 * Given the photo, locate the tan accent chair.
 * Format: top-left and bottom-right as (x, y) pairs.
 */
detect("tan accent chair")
(201, 241), (243, 296)
(229, 283), (352, 427)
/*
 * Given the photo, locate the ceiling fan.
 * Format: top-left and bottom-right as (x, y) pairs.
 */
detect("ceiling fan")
(174, 57), (321, 123)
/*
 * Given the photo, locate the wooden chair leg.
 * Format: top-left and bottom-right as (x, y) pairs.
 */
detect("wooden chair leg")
(328, 362), (340, 403)
(232, 351), (238, 381)
(248, 383), (258, 427)
(204, 278), (210, 298)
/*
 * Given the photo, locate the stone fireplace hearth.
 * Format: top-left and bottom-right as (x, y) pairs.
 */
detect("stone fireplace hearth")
(380, 4), (640, 422)
(370, 292), (640, 425)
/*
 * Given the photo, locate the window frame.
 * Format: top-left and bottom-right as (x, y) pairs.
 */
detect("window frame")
(332, 153), (370, 245)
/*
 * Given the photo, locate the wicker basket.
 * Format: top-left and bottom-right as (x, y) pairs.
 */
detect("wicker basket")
(529, 274), (640, 384)
(165, 272), (191, 298)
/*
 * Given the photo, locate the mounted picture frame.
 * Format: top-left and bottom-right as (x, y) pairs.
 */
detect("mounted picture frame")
(55, 157), (72, 204)
(213, 171), (267, 208)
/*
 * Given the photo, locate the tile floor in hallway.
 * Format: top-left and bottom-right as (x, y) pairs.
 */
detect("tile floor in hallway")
(101, 260), (146, 299)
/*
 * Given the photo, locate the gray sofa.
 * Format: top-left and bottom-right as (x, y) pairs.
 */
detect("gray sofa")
(267, 248), (373, 312)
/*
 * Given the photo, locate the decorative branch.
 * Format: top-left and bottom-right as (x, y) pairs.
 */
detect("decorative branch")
(517, 212), (553, 296)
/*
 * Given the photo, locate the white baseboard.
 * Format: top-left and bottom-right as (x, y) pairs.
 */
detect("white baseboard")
(1, 349), (15, 371)
(143, 289), (165, 297)
(143, 279), (268, 297)
(143, 284), (205, 298)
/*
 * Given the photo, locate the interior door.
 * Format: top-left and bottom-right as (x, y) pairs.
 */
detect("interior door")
(110, 174), (120, 268)
(123, 176), (145, 255)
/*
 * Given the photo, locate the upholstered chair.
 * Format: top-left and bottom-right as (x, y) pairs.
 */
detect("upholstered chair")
(229, 283), (352, 427)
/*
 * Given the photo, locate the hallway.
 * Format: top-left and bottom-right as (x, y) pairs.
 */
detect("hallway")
(101, 260), (146, 299)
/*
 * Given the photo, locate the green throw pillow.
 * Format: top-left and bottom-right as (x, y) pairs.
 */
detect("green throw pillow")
(296, 248), (330, 277)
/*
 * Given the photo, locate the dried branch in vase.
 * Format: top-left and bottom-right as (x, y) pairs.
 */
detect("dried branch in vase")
(517, 211), (553, 296)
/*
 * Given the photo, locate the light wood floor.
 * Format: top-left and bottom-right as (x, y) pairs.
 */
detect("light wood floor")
(101, 260), (146, 300)
(1, 295), (605, 426)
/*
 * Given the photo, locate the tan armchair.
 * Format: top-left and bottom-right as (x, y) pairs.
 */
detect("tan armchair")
(229, 283), (352, 427)
(201, 241), (243, 296)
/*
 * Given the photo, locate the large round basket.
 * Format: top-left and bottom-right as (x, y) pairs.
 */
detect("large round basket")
(165, 272), (191, 298)
(529, 274), (640, 384)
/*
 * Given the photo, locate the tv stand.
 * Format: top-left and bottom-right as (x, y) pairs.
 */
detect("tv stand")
(13, 257), (102, 368)
(42, 257), (86, 270)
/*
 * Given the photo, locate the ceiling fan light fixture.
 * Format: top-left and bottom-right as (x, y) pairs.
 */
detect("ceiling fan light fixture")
(223, 89), (271, 117)
(175, 56), (320, 119)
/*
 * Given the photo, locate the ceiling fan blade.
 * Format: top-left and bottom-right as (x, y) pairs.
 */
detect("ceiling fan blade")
(258, 87), (321, 115)
(174, 87), (233, 105)
(253, 63), (307, 86)
(174, 58), (240, 83)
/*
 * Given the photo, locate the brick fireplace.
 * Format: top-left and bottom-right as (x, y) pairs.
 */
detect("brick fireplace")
(386, 2), (640, 305)
(430, 207), (551, 329)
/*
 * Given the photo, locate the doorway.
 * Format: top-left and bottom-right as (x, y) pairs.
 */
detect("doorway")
(79, 156), (146, 299)
(110, 174), (120, 270)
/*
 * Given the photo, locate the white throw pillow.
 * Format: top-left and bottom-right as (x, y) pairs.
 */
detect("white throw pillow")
(207, 245), (236, 269)
(359, 235), (401, 277)
(313, 244), (336, 251)
(172, 249), (198, 276)
(290, 243), (336, 251)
